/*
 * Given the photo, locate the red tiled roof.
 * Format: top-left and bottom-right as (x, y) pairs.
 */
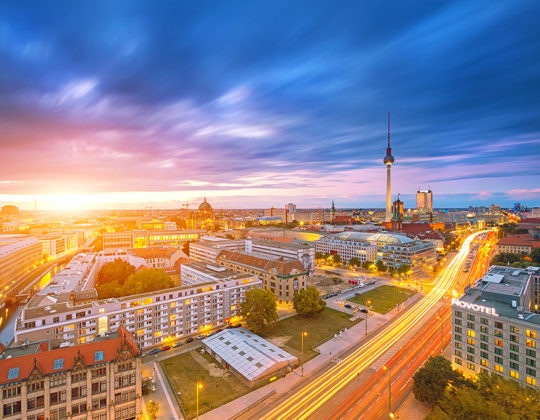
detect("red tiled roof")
(217, 250), (306, 276)
(519, 218), (540, 224)
(0, 327), (139, 386)
(401, 223), (437, 235)
(497, 234), (534, 247)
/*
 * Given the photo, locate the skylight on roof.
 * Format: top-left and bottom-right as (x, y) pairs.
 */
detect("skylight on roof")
(94, 351), (104, 361)
(53, 359), (64, 370)
(7, 368), (19, 380)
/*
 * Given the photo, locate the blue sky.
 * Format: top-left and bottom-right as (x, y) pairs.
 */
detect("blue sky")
(0, 0), (539, 210)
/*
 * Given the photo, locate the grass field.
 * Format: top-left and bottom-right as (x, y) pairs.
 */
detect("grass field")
(263, 307), (360, 364)
(347, 285), (416, 314)
(161, 350), (250, 419)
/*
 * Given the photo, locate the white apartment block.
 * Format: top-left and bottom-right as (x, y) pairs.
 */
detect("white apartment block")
(181, 262), (252, 286)
(315, 236), (376, 263)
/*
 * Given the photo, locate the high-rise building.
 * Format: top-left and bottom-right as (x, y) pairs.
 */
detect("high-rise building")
(383, 113), (395, 222)
(1, 205), (19, 216)
(416, 189), (433, 212)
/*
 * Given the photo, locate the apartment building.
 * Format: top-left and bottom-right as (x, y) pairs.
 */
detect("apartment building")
(217, 250), (306, 304)
(496, 234), (540, 255)
(246, 239), (315, 275)
(452, 265), (540, 389)
(102, 229), (204, 250)
(0, 326), (141, 420)
(15, 276), (260, 350)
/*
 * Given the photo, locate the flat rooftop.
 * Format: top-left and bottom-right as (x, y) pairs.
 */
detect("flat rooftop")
(0, 238), (41, 258)
(182, 262), (251, 280)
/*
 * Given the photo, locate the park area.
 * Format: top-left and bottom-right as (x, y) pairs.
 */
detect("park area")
(348, 285), (416, 314)
(263, 307), (361, 364)
(161, 350), (250, 419)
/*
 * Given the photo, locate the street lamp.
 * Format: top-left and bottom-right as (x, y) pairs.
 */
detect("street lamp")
(383, 365), (392, 419)
(301, 331), (308, 375)
(196, 382), (203, 420)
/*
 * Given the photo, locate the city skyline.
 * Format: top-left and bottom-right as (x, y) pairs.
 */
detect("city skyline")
(1, 1), (540, 210)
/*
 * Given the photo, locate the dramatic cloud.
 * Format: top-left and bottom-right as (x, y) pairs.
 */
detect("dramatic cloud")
(0, 0), (539, 209)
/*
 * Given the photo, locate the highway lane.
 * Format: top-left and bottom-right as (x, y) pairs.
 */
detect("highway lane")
(326, 306), (451, 420)
(261, 230), (490, 420)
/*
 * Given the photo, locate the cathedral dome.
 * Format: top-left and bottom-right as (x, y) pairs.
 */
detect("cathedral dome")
(197, 197), (213, 219)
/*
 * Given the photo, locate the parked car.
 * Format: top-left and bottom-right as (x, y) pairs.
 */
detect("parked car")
(173, 341), (183, 348)
(186, 337), (195, 343)
(149, 348), (161, 355)
(344, 304), (352, 309)
(161, 345), (171, 351)
(197, 334), (206, 340)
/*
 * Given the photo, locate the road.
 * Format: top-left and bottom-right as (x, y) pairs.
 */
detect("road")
(257, 230), (489, 420)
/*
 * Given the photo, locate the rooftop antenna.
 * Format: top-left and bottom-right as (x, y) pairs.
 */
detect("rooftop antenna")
(387, 112), (391, 149)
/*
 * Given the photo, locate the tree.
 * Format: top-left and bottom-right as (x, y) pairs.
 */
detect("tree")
(398, 264), (411, 276)
(530, 248), (540, 265)
(413, 355), (466, 405)
(293, 286), (326, 316)
(375, 260), (386, 272)
(123, 269), (173, 295)
(240, 289), (278, 333)
(491, 252), (521, 266)
(428, 373), (540, 420)
(388, 267), (397, 277)
(146, 400), (159, 420)
(315, 251), (325, 261)
(331, 254), (342, 265)
(348, 257), (361, 268)
(362, 260), (373, 270)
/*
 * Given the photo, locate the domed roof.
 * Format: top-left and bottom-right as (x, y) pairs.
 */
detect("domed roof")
(198, 197), (213, 212)
(334, 231), (414, 244)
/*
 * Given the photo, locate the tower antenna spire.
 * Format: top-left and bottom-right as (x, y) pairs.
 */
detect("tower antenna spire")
(387, 112), (391, 148)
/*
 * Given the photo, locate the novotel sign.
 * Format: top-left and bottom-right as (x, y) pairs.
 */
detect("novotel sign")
(451, 298), (498, 316)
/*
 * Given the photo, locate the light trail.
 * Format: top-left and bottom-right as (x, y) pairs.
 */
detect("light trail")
(263, 230), (490, 420)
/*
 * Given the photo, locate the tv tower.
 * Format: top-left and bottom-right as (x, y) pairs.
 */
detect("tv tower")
(383, 113), (395, 222)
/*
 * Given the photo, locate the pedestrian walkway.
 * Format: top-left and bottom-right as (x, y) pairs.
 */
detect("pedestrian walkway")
(199, 293), (423, 420)
(142, 360), (184, 419)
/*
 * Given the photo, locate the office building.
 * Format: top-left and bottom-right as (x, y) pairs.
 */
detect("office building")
(102, 229), (204, 250)
(189, 238), (246, 265)
(217, 250), (306, 304)
(0, 237), (42, 303)
(316, 232), (435, 273)
(1, 205), (19, 216)
(452, 265), (540, 389)
(416, 189), (433, 212)
(181, 262), (252, 286)
(0, 326), (141, 420)
(496, 234), (540, 255)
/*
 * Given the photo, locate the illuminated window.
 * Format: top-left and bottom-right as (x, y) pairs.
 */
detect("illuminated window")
(527, 339), (536, 348)
(170, 302), (176, 308)
(481, 359), (488, 367)
(155, 331), (161, 337)
(527, 377), (537, 386)
(467, 330), (475, 338)
(142, 298), (153, 305)
(137, 309), (144, 315)
(494, 365), (503, 373)
(467, 338), (475, 345)
(170, 315), (176, 321)
(510, 370), (519, 379)
(527, 330), (537, 339)
(494, 339), (503, 347)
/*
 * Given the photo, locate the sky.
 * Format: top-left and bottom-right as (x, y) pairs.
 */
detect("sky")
(0, 0), (539, 210)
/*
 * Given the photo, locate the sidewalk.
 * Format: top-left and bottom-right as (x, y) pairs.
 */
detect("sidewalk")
(199, 294), (422, 420)
(142, 360), (184, 419)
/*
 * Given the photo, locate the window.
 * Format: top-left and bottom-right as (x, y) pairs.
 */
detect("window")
(480, 343), (489, 351)
(495, 321), (503, 329)
(510, 370), (519, 379)
(481, 359), (488, 367)
(510, 334), (519, 343)
(467, 362), (475, 370)
(467, 346), (475, 354)
(455, 335), (462, 342)
(467, 314), (475, 321)
(53, 359), (64, 370)
(495, 356), (504, 364)
(527, 376), (537, 386)
(510, 343), (519, 352)
(495, 347), (503, 356)
(480, 317), (488, 325)
(455, 319), (462, 326)
(2, 386), (21, 398)
(455, 350), (462, 357)
(455, 357), (462, 365)
(467, 338), (475, 345)
(455, 311), (462, 318)
(467, 354), (475, 362)
(510, 325), (519, 334)
(7, 368), (19, 380)
(527, 330), (537, 339)
(480, 326), (488, 333)
(480, 351), (489, 359)
(510, 352), (519, 361)
(510, 361), (519, 370)
(527, 349), (537, 358)
(481, 334), (488, 342)
(495, 339), (503, 347)
(467, 322), (475, 329)
(527, 339), (536, 348)
(495, 365), (503, 373)
(95, 351), (104, 361)
(526, 367), (536, 377)
(467, 330), (475, 338)
(455, 326), (462, 333)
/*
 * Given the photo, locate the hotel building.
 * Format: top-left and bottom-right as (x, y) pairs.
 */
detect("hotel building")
(452, 265), (540, 389)
(0, 327), (141, 420)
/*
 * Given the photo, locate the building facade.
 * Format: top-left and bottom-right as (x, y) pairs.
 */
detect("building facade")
(452, 266), (540, 389)
(416, 189), (433, 212)
(496, 234), (540, 255)
(102, 229), (204, 250)
(15, 277), (260, 350)
(180, 262), (253, 286)
(0, 327), (141, 420)
(315, 236), (376, 264)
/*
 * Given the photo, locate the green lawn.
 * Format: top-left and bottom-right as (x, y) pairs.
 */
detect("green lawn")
(263, 307), (360, 364)
(161, 350), (250, 419)
(347, 285), (416, 314)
